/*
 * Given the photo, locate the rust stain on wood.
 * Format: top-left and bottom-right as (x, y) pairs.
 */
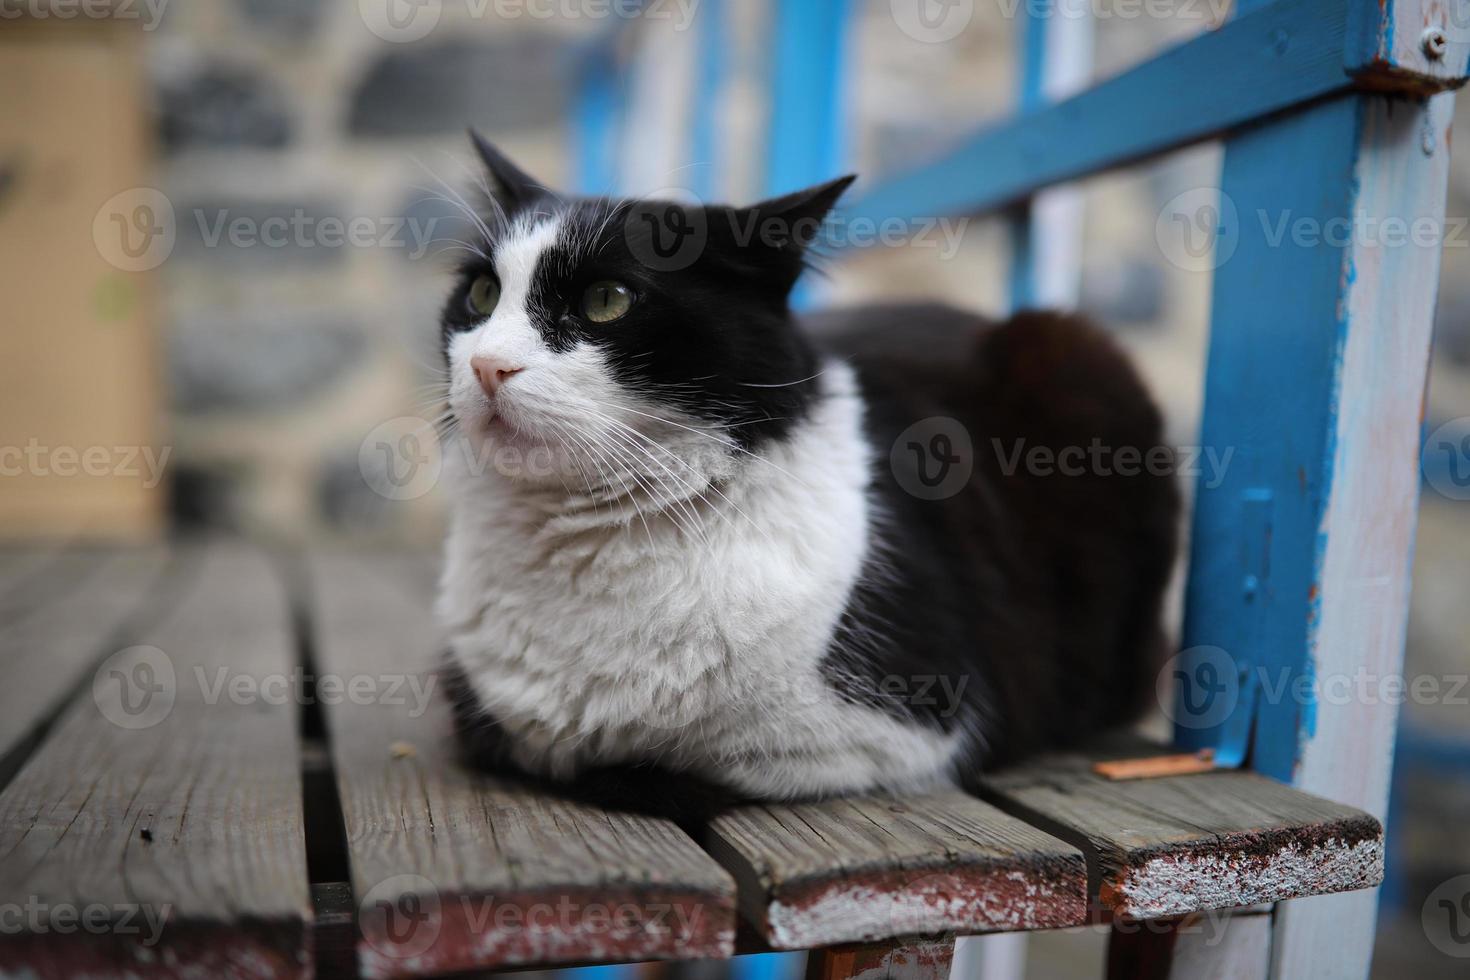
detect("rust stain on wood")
(707, 791), (1087, 949)
(357, 886), (734, 979)
(1097, 817), (1384, 919)
(0, 921), (308, 980)
(985, 740), (1388, 921)
(763, 862), (1086, 950)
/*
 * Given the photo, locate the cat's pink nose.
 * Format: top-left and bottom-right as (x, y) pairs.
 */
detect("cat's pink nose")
(471, 356), (524, 397)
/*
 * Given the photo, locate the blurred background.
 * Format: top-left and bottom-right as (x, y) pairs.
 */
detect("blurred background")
(0, 0), (1466, 976)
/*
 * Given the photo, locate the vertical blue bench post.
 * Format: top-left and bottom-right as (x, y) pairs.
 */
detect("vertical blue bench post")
(1008, 1), (1092, 312)
(1174, 0), (1456, 974)
(1180, 81), (1453, 980)
(764, 0), (851, 309)
(688, 0), (726, 201)
(763, 0), (850, 198)
(573, 32), (624, 197)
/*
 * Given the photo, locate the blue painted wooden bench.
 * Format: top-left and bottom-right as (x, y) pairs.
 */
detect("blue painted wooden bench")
(573, 0), (1466, 976)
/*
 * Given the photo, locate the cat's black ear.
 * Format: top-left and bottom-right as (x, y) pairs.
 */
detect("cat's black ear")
(720, 175), (856, 291)
(742, 174), (857, 249)
(469, 129), (544, 209)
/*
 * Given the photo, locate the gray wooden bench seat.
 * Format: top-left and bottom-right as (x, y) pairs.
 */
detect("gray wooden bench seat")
(981, 744), (1384, 920)
(0, 545), (312, 979)
(706, 793), (1087, 948)
(0, 543), (1389, 979)
(0, 547), (170, 784)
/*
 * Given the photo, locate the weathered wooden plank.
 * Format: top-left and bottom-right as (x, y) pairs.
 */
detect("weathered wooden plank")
(0, 543), (312, 979)
(306, 551), (736, 978)
(0, 548), (171, 773)
(982, 746), (1383, 920)
(705, 791), (1087, 950)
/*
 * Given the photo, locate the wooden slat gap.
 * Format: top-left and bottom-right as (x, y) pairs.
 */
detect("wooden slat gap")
(971, 783), (1109, 902)
(280, 549), (364, 976)
(0, 547), (187, 792)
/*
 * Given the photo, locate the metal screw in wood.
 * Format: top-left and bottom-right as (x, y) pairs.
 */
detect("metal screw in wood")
(1422, 27), (1449, 60)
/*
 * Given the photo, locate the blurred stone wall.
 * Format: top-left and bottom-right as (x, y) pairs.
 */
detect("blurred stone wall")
(147, 0), (600, 542)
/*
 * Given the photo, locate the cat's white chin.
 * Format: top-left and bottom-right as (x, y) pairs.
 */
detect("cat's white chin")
(449, 415), (577, 488)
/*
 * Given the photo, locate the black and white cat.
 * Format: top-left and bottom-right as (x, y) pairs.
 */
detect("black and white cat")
(437, 133), (1179, 817)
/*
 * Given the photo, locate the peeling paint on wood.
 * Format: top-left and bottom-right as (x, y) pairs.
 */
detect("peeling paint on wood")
(982, 742), (1384, 920)
(760, 864), (1082, 950)
(1268, 86), (1454, 980)
(707, 792), (1086, 949)
(0, 922), (308, 980)
(1101, 833), (1382, 919)
(358, 885), (733, 980)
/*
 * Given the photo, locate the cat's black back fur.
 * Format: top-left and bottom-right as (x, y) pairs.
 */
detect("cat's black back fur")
(810, 305), (1179, 775)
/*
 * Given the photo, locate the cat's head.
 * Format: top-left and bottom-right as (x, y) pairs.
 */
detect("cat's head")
(440, 132), (854, 493)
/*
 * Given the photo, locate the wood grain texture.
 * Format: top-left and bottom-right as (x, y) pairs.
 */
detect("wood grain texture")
(705, 791), (1087, 949)
(982, 746), (1383, 920)
(305, 551), (736, 978)
(0, 543), (312, 979)
(0, 548), (170, 769)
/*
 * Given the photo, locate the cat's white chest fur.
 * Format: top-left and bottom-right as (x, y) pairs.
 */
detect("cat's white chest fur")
(438, 362), (960, 798)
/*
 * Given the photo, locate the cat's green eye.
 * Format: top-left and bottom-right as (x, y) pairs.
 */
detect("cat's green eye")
(582, 280), (633, 324)
(467, 275), (500, 317)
